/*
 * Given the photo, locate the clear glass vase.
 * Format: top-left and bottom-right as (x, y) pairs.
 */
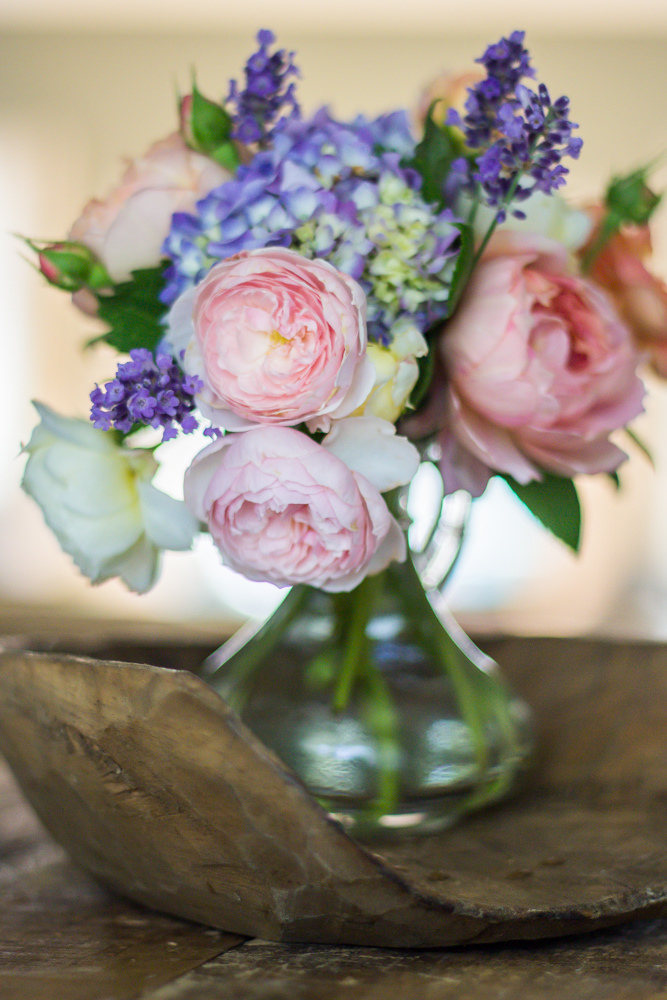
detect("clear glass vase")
(203, 471), (534, 842)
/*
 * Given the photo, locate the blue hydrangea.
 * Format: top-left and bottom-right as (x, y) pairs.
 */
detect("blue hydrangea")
(292, 167), (458, 342)
(161, 109), (460, 344)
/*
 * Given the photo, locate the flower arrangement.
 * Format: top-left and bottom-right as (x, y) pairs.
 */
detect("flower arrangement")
(21, 29), (663, 599)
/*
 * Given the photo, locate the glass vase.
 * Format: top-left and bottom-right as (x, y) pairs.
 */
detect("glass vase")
(202, 473), (533, 842)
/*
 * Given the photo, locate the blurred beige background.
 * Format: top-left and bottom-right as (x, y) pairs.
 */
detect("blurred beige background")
(1, 6), (666, 637)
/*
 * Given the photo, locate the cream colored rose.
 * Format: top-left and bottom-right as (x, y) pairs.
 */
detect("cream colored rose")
(466, 190), (592, 253)
(22, 404), (197, 592)
(361, 320), (428, 423)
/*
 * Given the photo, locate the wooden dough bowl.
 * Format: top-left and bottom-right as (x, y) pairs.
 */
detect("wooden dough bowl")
(0, 633), (665, 948)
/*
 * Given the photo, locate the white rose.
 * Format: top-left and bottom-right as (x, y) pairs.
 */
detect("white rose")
(322, 415), (420, 494)
(465, 191), (592, 252)
(22, 403), (197, 592)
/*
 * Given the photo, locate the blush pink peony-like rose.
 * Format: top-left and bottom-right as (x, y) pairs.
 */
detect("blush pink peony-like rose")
(439, 231), (645, 495)
(583, 213), (667, 377)
(167, 247), (375, 432)
(184, 420), (417, 592)
(415, 70), (482, 129)
(69, 133), (229, 283)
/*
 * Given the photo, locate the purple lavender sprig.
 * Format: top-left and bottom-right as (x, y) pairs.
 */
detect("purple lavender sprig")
(446, 31), (582, 243)
(90, 349), (206, 442)
(227, 29), (300, 146)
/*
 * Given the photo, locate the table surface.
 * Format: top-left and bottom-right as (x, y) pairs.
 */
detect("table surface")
(2, 627), (667, 999)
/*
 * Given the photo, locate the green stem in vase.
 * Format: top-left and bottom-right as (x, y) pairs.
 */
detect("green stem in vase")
(330, 570), (402, 818)
(359, 658), (401, 820)
(432, 643), (490, 774)
(436, 611), (532, 815)
(331, 573), (382, 713)
(390, 557), (489, 772)
(202, 524), (533, 840)
(206, 584), (309, 703)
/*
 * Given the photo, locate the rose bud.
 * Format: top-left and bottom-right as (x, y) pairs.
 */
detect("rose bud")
(26, 239), (111, 292)
(606, 166), (662, 227)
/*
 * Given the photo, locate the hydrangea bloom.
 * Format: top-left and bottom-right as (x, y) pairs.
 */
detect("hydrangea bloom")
(161, 109), (460, 344)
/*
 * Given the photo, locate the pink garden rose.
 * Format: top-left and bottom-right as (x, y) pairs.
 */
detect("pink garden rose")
(167, 247), (375, 432)
(439, 231), (645, 495)
(69, 133), (229, 283)
(415, 70), (481, 128)
(583, 211), (667, 377)
(184, 419), (418, 592)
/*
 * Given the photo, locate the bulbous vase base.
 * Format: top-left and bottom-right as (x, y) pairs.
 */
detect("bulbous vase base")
(206, 558), (534, 842)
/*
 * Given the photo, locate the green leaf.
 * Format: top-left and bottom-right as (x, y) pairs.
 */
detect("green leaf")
(407, 335), (436, 412)
(211, 142), (241, 171)
(625, 426), (654, 468)
(446, 222), (475, 316)
(407, 224), (474, 414)
(189, 81), (239, 171)
(605, 162), (662, 227)
(88, 265), (168, 354)
(190, 81), (233, 148)
(502, 473), (582, 552)
(410, 105), (466, 207)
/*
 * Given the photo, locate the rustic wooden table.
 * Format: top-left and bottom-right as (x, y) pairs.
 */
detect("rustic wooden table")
(1, 625), (667, 999)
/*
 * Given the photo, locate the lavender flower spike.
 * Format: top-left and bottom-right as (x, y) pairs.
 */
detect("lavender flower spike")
(447, 31), (582, 221)
(90, 348), (205, 442)
(227, 29), (300, 146)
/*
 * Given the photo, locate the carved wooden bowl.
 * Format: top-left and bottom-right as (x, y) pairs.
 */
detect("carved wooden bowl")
(0, 634), (665, 947)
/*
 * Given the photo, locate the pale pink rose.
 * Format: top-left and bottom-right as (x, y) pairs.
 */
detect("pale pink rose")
(167, 247), (375, 432)
(415, 70), (481, 129)
(184, 421), (416, 592)
(583, 209), (667, 377)
(439, 231), (645, 495)
(69, 133), (229, 283)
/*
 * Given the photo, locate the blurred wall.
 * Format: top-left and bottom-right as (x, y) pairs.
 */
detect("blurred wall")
(1, 28), (666, 634)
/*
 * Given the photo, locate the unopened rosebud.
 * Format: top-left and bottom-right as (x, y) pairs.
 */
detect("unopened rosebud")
(25, 239), (111, 292)
(179, 81), (239, 171)
(179, 93), (195, 146)
(606, 165), (662, 227)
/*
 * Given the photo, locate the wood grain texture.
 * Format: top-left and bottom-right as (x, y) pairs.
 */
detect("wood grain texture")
(3, 755), (666, 1000)
(0, 758), (242, 1000)
(0, 635), (665, 948)
(0, 856), (241, 1000)
(139, 922), (667, 1000)
(0, 752), (59, 885)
